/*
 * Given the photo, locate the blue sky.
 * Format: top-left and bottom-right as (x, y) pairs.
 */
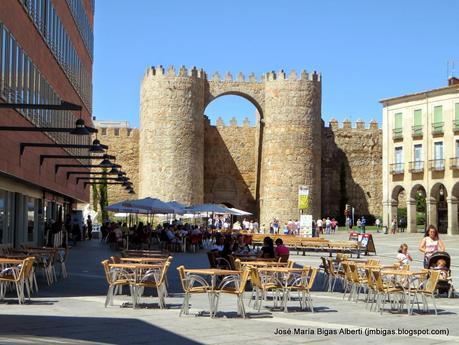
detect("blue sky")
(93, 0), (459, 128)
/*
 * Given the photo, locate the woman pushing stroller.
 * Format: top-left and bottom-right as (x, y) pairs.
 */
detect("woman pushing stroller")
(419, 225), (445, 268)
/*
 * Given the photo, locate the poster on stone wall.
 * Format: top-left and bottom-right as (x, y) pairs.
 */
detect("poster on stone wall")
(300, 214), (313, 237)
(298, 185), (309, 210)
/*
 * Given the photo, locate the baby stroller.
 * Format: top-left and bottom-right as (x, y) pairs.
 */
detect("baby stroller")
(428, 252), (455, 298)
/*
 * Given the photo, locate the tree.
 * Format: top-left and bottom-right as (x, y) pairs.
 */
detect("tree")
(99, 177), (109, 223)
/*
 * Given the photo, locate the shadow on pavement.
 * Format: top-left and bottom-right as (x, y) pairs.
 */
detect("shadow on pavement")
(0, 314), (202, 345)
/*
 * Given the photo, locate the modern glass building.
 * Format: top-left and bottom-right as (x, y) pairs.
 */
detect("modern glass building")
(0, 0), (94, 247)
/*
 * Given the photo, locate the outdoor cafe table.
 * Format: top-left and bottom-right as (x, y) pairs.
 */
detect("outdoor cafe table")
(119, 257), (167, 263)
(380, 269), (424, 315)
(239, 261), (288, 267)
(257, 267), (308, 312)
(183, 268), (242, 317)
(109, 263), (164, 308)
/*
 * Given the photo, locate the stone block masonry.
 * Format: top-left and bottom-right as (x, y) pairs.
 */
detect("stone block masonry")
(94, 65), (383, 226)
(92, 127), (139, 204)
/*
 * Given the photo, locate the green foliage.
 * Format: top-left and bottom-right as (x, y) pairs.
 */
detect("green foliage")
(416, 193), (426, 213)
(99, 179), (108, 223)
(397, 207), (407, 219)
(92, 184), (99, 212)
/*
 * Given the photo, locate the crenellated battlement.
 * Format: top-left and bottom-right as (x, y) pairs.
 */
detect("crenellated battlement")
(143, 65), (208, 79)
(211, 116), (255, 128)
(326, 118), (379, 130)
(96, 126), (139, 138)
(143, 65), (321, 83)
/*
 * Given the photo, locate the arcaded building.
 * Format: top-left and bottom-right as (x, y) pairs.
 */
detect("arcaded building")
(382, 78), (459, 235)
(0, 0), (94, 247)
(97, 65), (383, 226)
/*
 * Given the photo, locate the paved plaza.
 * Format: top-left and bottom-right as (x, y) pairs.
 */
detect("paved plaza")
(0, 232), (458, 345)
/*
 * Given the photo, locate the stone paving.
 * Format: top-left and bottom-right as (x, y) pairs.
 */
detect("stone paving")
(0, 231), (458, 345)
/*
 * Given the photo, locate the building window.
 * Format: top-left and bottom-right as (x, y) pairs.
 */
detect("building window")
(413, 144), (423, 171)
(432, 141), (444, 170)
(454, 103), (459, 131)
(432, 105), (443, 134)
(101, 128), (107, 135)
(114, 128), (120, 136)
(412, 109), (423, 137)
(391, 146), (404, 173)
(27, 197), (36, 242)
(393, 112), (403, 139)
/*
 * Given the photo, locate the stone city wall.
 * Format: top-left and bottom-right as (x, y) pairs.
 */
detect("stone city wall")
(93, 127), (139, 205)
(321, 119), (382, 219)
(204, 116), (258, 214)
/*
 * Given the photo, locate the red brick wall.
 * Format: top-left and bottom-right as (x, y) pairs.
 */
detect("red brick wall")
(0, 0), (94, 202)
(0, 0), (92, 119)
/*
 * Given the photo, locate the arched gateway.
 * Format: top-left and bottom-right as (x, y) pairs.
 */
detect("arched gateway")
(139, 65), (322, 225)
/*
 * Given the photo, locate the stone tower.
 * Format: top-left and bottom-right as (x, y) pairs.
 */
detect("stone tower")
(139, 66), (207, 205)
(259, 71), (322, 225)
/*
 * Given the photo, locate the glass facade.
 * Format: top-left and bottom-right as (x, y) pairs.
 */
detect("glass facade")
(0, 22), (90, 158)
(0, 189), (13, 245)
(27, 197), (36, 242)
(18, 0), (92, 110)
(65, 0), (94, 60)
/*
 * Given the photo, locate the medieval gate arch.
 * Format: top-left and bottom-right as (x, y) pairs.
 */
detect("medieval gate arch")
(139, 65), (322, 225)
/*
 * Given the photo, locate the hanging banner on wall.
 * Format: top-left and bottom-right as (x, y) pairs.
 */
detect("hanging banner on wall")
(298, 185), (309, 210)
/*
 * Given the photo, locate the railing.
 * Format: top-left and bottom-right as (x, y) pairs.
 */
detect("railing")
(393, 128), (403, 140)
(450, 157), (459, 169)
(429, 159), (445, 171)
(454, 120), (459, 132)
(409, 161), (424, 173)
(432, 122), (444, 135)
(390, 163), (404, 174)
(412, 125), (423, 138)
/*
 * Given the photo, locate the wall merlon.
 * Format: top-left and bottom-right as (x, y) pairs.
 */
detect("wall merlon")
(237, 72), (245, 82)
(243, 117), (250, 127)
(277, 70), (286, 80)
(225, 72), (233, 81)
(248, 73), (257, 82)
(212, 72), (221, 81)
(300, 70), (308, 80)
(178, 65), (188, 76)
(325, 119), (380, 130)
(288, 70), (297, 80)
(167, 65), (176, 76)
(229, 117), (238, 127)
(216, 117), (224, 127)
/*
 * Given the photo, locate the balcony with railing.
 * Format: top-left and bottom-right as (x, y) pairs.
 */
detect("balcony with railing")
(450, 157), (459, 169)
(454, 120), (459, 133)
(409, 161), (424, 173)
(429, 159), (445, 171)
(411, 125), (423, 138)
(390, 163), (404, 174)
(432, 122), (444, 135)
(393, 128), (403, 140)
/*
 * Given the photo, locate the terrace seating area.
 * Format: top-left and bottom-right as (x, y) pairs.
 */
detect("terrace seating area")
(0, 246), (69, 304)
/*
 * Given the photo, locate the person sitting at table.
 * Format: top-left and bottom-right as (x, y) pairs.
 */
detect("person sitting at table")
(258, 236), (275, 259)
(396, 243), (412, 268)
(274, 238), (290, 262)
(220, 236), (235, 261)
(233, 234), (251, 255)
(211, 235), (225, 252)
